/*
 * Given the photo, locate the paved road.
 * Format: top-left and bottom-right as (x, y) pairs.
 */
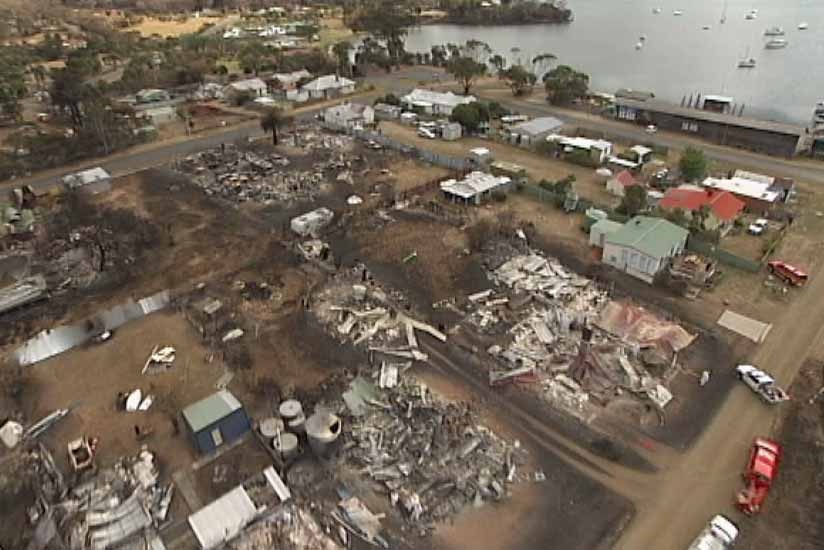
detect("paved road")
(7, 96), (376, 192)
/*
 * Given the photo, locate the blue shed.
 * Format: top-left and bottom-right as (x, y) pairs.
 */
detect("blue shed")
(182, 390), (251, 454)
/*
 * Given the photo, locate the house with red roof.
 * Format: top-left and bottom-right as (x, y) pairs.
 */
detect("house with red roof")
(658, 187), (745, 234)
(606, 169), (639, 198)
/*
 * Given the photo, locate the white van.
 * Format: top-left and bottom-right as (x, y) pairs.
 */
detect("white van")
(688, 515), (738, 549)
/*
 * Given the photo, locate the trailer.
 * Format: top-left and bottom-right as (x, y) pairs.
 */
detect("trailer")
(735, 365), (789, 404)
(736, 437), (781, 515)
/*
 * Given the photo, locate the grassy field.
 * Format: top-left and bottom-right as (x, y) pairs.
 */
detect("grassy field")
(127, 14), (238, 38)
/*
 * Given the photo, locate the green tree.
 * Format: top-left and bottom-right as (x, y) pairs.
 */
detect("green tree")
(332, 41), (353, 77)
(488, 54), (506, 76)
(37, 33), (64, 61)
(446, 56), (486, 95)
(664, 207), (690, 228)
(502, 65), (537, 96)
(543, 64), (589, 104)
(531, 52), (557, 75)
(617, 185), (648, 217)
(50, 68), (88, 127)
(239, 43), (268, 75)
(450, 102), (490, 134)
(462, 39), (492, 64)
(0, 59), (26, 121)
(66, 48), (102, 76)
(679, 147), (708, 181)
(430, 45), (448, 67)
(260, 106), (293, 146)
(348, 0), (413, 68)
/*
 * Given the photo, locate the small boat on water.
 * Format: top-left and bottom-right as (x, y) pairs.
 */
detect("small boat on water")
(673, 10), (683, 16)
(635, 42), (644, 50)
(764, 26), (784, 36)
(738, 58), (756, 68)
(702, 25), (711, 30)
(745, 12), (757, 20)
(798, 22), (809, 30)
(639, 34), (647, 42)
(765, 38), (788, 49)
(652, 7), (662, 14)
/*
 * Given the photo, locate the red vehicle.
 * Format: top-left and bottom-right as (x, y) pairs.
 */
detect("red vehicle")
(736, 437), (782, 515)
(767, 261), (808, 286)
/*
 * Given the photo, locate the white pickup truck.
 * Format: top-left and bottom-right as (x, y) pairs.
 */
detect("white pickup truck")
(688, 515), (738, 549)
(736, 365), (789, 404)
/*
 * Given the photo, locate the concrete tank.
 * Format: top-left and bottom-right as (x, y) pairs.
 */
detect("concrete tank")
(305, 410), (342, 458)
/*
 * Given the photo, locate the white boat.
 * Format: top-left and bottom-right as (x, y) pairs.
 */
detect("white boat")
(639, 34), (647, 42)
(765, 38), (788, 49)
(738, 58), (756, 68)
(745, 12), (757, 20)
(635, 42), (644, 50)
(673, 10), (683, 16)
(653, 7), (662, 14)
(798, 22), (809, 30)
(764, 26), (784, 36)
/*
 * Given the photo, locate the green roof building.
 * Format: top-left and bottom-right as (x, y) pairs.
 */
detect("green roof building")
(182, 390), (250, 454)
(602, 216), (689, 283)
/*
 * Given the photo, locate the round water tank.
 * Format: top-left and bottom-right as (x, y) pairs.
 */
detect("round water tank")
(279, 399), (303, 420)
(273, 432), (299, 460)
(259, 417), (285, 438)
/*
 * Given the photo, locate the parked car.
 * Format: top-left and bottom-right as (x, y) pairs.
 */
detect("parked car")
(767, 260), (808, 286)
(645, 124), (658, 134)
(736, 438), (781, 515)
(735, 365), (789, 404)
(687, 515), (738, 549)
(417, 127), (437, 139)
(92, 330), (113, 344)
(748, 218), (769, 235)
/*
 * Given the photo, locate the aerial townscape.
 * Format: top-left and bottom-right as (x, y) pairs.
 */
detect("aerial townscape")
(1, 0), (823, 549)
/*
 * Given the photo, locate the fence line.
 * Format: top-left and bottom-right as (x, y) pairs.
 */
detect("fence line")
(321, 121), (470, 172)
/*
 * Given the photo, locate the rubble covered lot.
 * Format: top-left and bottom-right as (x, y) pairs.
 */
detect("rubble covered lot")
(0, 124), (656, 550)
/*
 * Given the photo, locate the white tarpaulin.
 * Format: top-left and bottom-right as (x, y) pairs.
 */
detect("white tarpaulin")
(188, 486), (257, 549)
(717, 310), (773, 343)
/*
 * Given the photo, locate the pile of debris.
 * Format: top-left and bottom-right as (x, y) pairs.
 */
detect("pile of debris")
(230, 504), (340, 550)
(28, 447), (172, 550)
(336, 375), (527, 536)
(471, 243), (691, 419)
(175, 138), (360, 205)
(312, 268), (446, 363)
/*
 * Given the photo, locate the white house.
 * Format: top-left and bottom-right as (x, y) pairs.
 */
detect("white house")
(271, 70), (311, 91)
(300, 75), (355, 100)
(440, 171), (510, 205)
(400, 88), (476, 116)
(548, 135), (613, 164)
(602, 216), (689, 284)
(223, 78), (268, 99)
(62, 167), (112, 195)
(322, 103), (375, 128)
(504, 116), (564, 147)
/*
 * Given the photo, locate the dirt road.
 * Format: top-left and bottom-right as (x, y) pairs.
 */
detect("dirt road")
(616, 264), (824, 549)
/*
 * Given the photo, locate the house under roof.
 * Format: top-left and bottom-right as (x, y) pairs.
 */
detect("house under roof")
(440, 171), (510, 203)
(606, 216), (689, 260)
(226, 78), (267, 92)
(659, 188), (745, 221)
(509, 116), (564, 137)
(702, 176), (780, 203)
(401, 88), (476, 109)
(301, 74), (354, 91)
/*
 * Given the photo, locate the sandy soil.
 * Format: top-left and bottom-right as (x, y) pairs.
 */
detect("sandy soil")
(127, 15), (238, 38)
(26, 311), (225, 473)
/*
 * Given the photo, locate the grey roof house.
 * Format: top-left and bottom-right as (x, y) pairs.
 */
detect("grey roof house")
(504, 116), (564, 147)
(182, 390), (251, 454)
(602, 216), (689, 284)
